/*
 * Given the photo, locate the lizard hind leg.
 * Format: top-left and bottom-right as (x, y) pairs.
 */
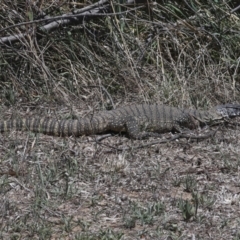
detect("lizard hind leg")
(125, 116), (163, 139)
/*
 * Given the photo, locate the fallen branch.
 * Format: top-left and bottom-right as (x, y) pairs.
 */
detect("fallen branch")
(100, 130), (218, 152)
(0, 0), (145, 45)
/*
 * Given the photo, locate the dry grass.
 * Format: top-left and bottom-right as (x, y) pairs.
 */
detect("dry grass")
(1, 0), (240, 239)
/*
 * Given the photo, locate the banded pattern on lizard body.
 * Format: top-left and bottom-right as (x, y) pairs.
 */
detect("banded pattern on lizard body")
(0, 104), (240, 139)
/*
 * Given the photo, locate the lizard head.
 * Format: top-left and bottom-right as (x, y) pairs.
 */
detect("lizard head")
(215, 104), (240, 118)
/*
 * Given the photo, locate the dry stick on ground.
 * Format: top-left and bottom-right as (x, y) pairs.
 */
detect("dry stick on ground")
(0, 0), (108, 34)
(217, 4), (240, 23)
(97, 129), (218, 152)
(0, 2), (144, 44)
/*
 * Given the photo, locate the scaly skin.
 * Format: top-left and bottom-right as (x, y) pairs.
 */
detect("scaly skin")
(0, 104), (239, 139)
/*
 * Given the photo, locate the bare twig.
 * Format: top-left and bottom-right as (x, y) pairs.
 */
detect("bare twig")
(217, 4), (240, 23)
(0, 2), (144, 45)
(100, 130), (218, 152)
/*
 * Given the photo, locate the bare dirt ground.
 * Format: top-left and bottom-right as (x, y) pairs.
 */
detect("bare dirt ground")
(0, 104), (240, 240)
(1, 0), (240, 239)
